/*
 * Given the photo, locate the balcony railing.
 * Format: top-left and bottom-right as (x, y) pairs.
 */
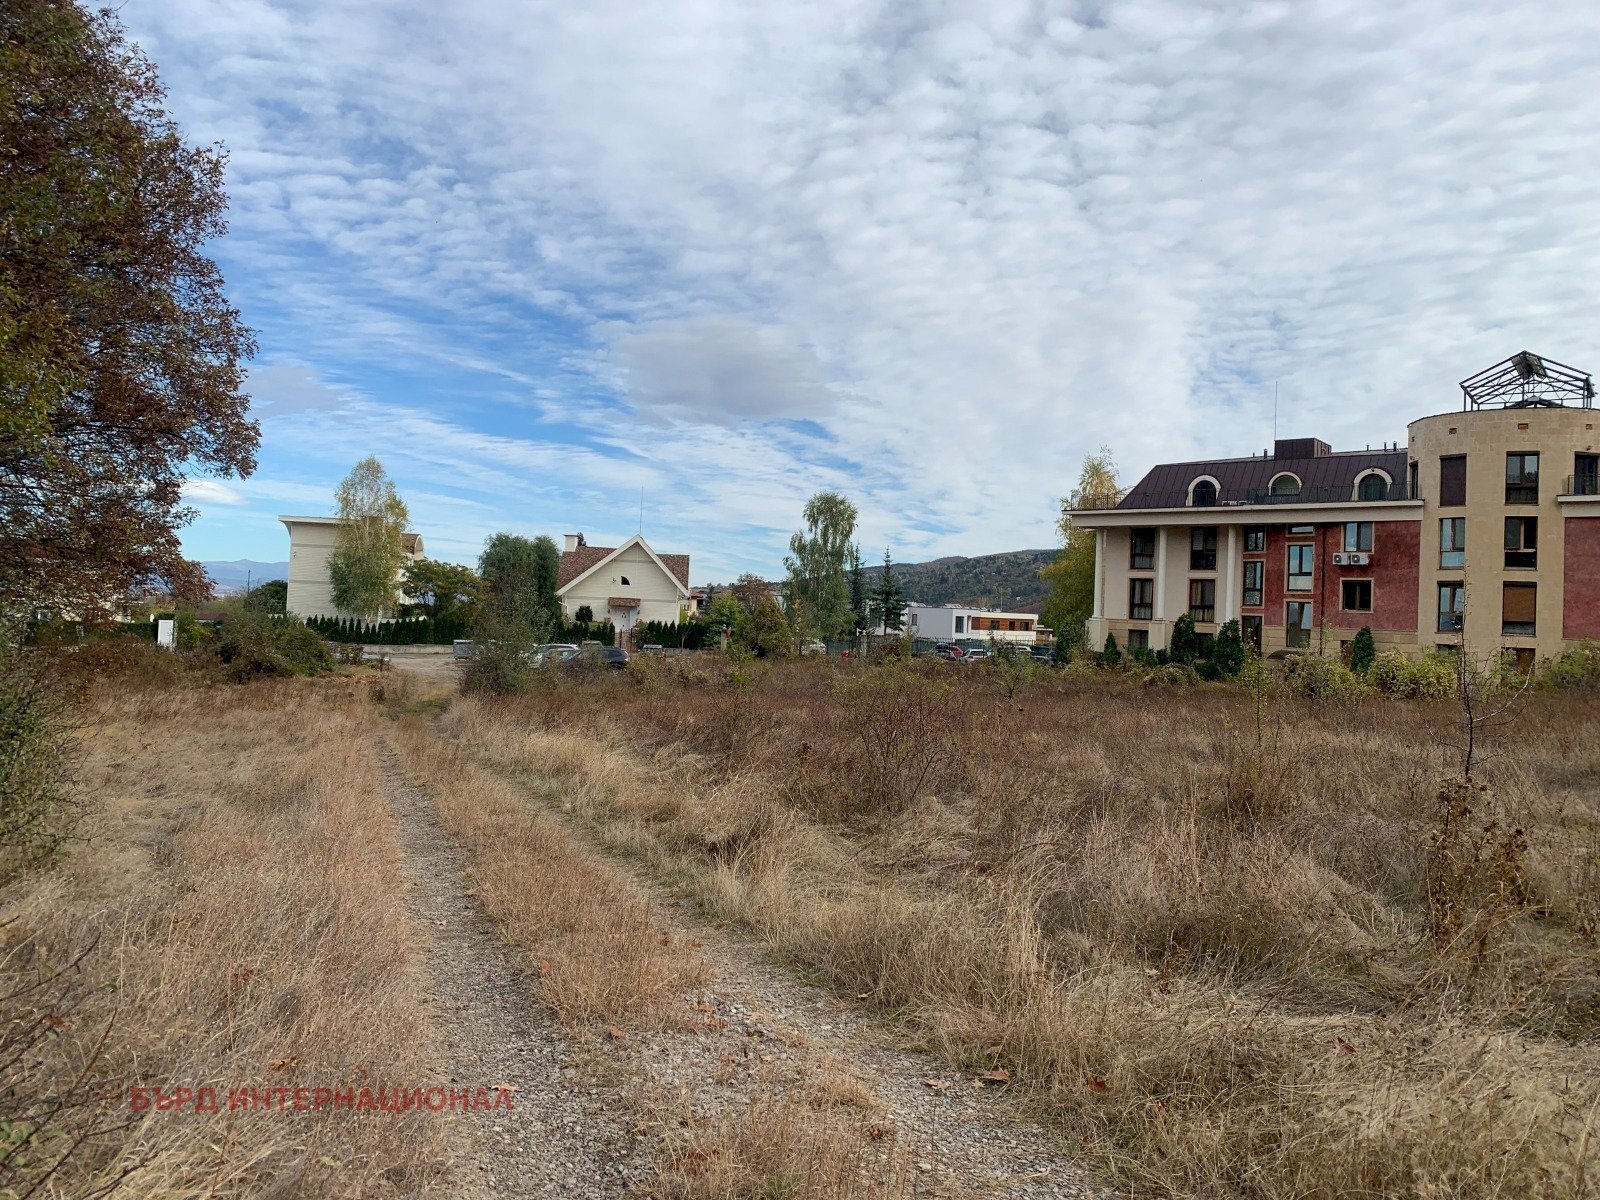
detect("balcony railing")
(1562, 474), (1600, 497)
(1075, 480), (1418, 511)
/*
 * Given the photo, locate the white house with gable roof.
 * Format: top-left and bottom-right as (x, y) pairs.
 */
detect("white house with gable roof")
(555, 533), (691, 633)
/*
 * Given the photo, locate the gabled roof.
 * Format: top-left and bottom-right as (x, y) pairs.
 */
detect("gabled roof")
(556, 535), (690, 596)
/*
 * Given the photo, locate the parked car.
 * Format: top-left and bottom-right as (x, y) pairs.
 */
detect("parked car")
(799, 638), (826, 656)
(963, 647), (991, 663)
(933, 642), (964, 661)
(556, 644), (629, 670)
(530, 642), (579, 665)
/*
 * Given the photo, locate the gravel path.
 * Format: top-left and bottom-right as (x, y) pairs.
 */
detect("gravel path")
(379, 741), (642, 1198)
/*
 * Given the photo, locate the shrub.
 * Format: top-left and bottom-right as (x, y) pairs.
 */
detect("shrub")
(740, 598), (792, 659)
(215, 614), (332, 681)
(1280, 653), (1365, 701)
(1539, 641), (1600, 690)
(1349, 626), (1376, 676)
(833, 667), (962, 815)
(1168, 613), (1198, 665)
(1101, 633), (1121, 666)
(1370, 650), (1457, 700)
(574, 604), (594, 624)
(0, 635), (76, 879)
(1209, 619), (1246, 679)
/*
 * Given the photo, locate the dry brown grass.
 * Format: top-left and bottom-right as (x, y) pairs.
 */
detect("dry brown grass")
(651, 1054), (908, 1200)
(0, 674), (443, 1199)
(393, 715), (707, 1028)
(441, 656), (1600, 1200)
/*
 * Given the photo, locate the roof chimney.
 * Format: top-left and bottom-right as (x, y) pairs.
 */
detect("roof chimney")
(1273, 437), (1332, 459)
(563, 533), (585, 553)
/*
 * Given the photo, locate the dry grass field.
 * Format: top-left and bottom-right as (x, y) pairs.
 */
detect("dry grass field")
(438, 654), (1600, 1200)
(0, 668), (444, 1198)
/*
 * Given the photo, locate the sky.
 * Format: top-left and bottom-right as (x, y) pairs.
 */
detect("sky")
(127, 0), (1600, 583)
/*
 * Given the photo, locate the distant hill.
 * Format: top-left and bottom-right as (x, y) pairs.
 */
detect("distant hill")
(891, 549), (1058, 609)
(708, 549), (1062, 611)
(202, 560), (288, 594)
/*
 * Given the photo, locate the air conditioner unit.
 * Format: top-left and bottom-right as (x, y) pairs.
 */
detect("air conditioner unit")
(1332, 552), (1370, 566)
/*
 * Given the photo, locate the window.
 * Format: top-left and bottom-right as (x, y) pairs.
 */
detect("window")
(1357, 473), (1388, 501)
(1190, 478), (1218, 507)
(1439, 517), (1466, 568)
(1437, 582), (1465, 633)
(1408, 460), (1419, 499)
(1286, 543), (1314, 592)
(1577, 453), (1600, 497)
(955, 615), (965, 633)
(1130, 528), (1155, 570)
(1188, 579), (1216, 623)
(1242, 560), (1264, 607)
(1502, 583), (1536, 636)
(1129, 579), (1154, 621)
(1242, 614), (1263, 652)
(1343, 521), (1373, 552)
(1440, 454), (1467, 506)
(1289, 525), (1313, 535)
(1190, 526), (1217, 570)
(1270, 473), (1301, 497)
(1511, 647), (1535, 675)
(1504, 516), (1537, 569)
(1244, 525), (1265, 552)
(1341, 579), (1372, 612)
(619, 575), (631, 585)
(1505, 452), (1539, 504)
(1127, 628), (1149, 649)
(1286, 601), (1312, 649)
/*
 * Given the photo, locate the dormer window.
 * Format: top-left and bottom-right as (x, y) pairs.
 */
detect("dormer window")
(1269, 472), (1302, 498)
(1189, 478), (1218, 507)
(1355, 470), (1391, 501)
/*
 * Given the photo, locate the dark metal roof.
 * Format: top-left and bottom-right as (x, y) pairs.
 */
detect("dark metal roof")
(1116, 448), (1410, 510)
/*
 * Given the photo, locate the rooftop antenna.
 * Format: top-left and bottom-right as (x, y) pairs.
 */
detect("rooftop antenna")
(1272, 380), (1279, 443)
(638, 486), (644, 537)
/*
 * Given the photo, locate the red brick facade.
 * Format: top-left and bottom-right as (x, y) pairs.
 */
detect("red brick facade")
(1241, 521), (1418, 634)
(1564, 518), (1600, 639)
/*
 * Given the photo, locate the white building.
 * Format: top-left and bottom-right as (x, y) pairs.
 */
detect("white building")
(279, 515), (423, 619)
(556, 533), (690, 634)
(904, 603), (1047, 645)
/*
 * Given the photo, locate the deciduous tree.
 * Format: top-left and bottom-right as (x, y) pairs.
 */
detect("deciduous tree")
(477, 533), (560, 629)
(402, 558), (479, 620)
(1041, 449), (1121, 651)
(328, 457), (410, 619)
(0, 0), (258, 613)
(783, 491), (857, 639)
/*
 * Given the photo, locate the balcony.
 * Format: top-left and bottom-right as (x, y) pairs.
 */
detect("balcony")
(1562, 474), (1600, 497)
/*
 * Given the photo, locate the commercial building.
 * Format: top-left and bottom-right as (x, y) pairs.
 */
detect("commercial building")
(905, 603), (1048, 646)
(1071, 352), (1599, 664)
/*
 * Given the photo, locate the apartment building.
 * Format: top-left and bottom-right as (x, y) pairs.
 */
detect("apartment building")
(1072, 352), (1599, 664)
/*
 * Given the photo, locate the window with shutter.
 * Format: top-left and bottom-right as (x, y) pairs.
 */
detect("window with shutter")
(1440, 455), (1467, 506)
(1502, 583), (1536, 636)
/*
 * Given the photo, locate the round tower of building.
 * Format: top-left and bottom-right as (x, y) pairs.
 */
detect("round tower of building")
(1408, 400), (1600, 663)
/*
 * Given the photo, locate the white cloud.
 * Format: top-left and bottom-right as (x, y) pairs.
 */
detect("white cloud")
(129, 0), (1600, 577)
(181, 478), (247, 506)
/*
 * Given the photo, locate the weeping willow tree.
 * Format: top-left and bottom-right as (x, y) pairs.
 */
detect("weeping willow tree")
(328, 457), (410, 619)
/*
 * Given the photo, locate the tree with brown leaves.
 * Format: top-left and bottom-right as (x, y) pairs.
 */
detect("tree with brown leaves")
(0, 1), (257, 615)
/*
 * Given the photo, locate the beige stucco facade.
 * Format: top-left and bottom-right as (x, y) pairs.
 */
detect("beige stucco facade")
(280, 516), (423, 619)
(1410, 406), (1600, 660)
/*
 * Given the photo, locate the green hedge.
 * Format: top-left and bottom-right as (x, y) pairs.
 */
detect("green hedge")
(635, 619), (707, 650)
(305, 614), (471, 645)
